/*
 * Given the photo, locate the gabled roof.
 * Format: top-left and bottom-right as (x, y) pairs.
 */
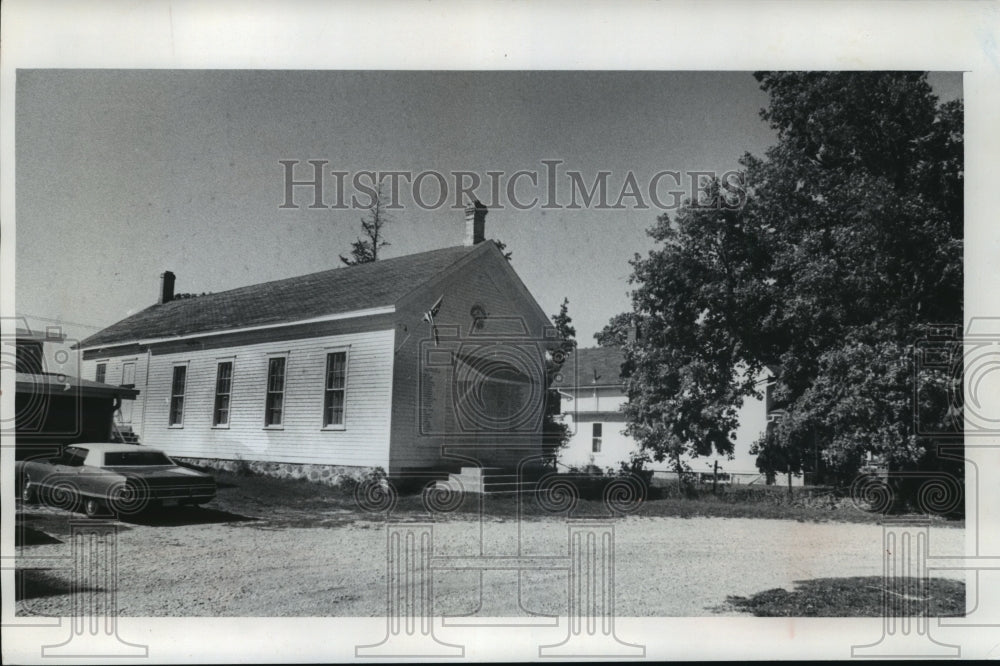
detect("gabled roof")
(552, 346), (626, 389)
(79, 244), (487, 349)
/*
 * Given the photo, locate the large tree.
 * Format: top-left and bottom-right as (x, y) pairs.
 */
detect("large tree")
(601, 72), (962, 487)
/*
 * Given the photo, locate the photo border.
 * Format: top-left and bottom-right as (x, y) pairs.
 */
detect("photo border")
(2, 0), (997, 662)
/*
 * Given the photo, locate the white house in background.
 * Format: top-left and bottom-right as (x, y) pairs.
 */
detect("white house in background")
(553, 346), (803, 485)
(552, 347), (632, 470)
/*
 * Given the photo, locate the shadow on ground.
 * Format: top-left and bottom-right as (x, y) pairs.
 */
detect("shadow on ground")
(17, 502), (256, 530)
(119, 506), (258, 527)
(14, 510), (103, 541)
(15, 569), (98, 601)
(723, 576), (965, 617)
(14, 522), (64, 547)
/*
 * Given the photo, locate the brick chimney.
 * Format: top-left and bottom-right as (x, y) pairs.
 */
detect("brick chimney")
(464, 200), (488, 246)
(159, 271), (176, 304)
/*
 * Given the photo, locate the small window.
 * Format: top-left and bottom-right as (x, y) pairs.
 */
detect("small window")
(95, 363), (107, 384)
(169, 365), (187, 426)
(592, 422), (603, 453)
(121, 361), (136, 387)
(213, 361), (233, 426)
(265, 357), (286, 427)
(323, 351), (347, 427)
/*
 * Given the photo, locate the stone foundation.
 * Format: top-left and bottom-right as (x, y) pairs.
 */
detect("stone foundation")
(174, 457), (377, 489)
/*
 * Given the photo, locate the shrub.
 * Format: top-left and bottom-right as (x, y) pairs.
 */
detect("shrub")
(554, 463), (652, 502)
(337, 466), (388, 494)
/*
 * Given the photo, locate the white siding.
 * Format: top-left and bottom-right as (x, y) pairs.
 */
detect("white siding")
(559, 387), (626, 414)
(81, 353), (149, 432)
(560, 416), (634, 471)
(138, 329), (394, 468)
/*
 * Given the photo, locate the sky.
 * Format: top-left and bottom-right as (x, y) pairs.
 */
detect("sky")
(16, 70), (961, 343)
(7, 71), (876, 343)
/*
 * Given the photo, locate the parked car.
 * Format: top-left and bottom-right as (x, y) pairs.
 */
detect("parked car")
(17, 443), (216, 518)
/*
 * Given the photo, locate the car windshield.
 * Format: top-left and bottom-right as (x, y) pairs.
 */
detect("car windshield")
(103, 451), (173, 466)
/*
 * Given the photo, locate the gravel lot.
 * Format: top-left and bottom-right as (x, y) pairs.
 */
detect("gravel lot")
(15, 497), (964, 617)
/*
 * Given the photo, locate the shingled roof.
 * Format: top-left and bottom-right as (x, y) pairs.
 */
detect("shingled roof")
(79, 244), (485, 349)
(552, 346), (626, 389)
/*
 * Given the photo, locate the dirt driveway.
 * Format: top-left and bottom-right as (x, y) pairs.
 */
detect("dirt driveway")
(15, 492), (964, 617)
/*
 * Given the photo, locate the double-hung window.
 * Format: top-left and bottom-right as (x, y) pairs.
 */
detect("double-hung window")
(213, 361), (233, 426)
(95, 363), (107, 384)
(592, 422), (603, 453)
(265, 357), (286, 427)
(323, 351), (348, 428)
(169, 365), (187, 426)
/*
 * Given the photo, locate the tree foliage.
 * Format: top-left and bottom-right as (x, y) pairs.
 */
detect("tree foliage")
(340, 185), (392, 266)
(542, 297), (576, 466)
(493, 239), (513, 262)
(551, 297), (576, 354)
(601, 72), (962, 486)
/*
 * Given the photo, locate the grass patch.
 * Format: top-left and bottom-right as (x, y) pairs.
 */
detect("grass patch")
(212, 470), (357, 513)
(399, 492), (893, 525)
(399, 479), (959, 526)
(206, 470), (962, 528)
(726, 576), (965, 617)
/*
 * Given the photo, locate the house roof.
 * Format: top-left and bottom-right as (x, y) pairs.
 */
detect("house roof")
(551, 346), (625, 389)
(15, 373), (141, 399)
(15, 327), (67, 343)
(564, 410), (627, 421)
(79, 244), (486, 349)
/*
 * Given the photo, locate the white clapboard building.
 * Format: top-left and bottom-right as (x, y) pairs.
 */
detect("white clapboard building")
(77, 206), (553, 482)
(553, 346), (803, 485)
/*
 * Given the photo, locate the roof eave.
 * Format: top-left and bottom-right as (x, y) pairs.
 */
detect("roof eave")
(553, 383), (625, 391)
(15, 380), (140, 400)
(77, 304), (396, 352)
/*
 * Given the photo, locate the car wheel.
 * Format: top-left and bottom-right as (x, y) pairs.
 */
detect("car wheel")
(21, 478), (36, 504)
(83, 497), (106, 519)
